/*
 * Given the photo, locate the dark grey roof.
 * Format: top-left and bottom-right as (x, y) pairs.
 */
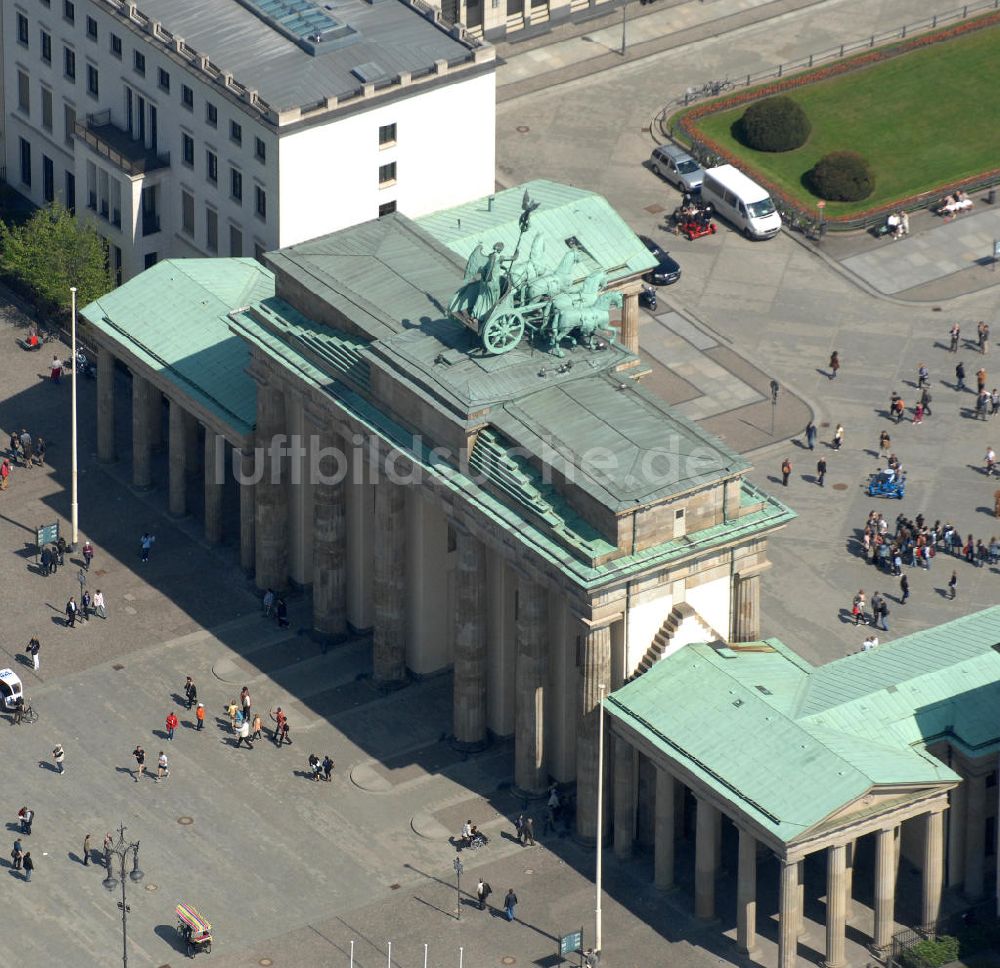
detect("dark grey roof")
(138, 0), (479, 112)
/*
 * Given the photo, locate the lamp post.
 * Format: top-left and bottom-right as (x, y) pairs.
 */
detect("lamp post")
(70, 286), (79, 549)
(770, 380), (780, 436)
(595, 682), (605, 953)
(620, 1), (627, 56)
(102, 822), (144, 968)
(453, 856), (464, 921)
(817, 199), (826, 240)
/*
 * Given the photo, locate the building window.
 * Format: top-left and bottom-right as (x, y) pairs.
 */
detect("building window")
(158, 68), (170, 92)
(378, 200), (396, 217)
(19, 138), (32, 186)
(229, 224), (242, 257)
(110, 33), (121, 58)
(254, 137), (266, 163)
(254, 185), (266, 221)
(182, 133), (194, 167)
(41, 30), (51, 63)
(65, 170), (75, 211)
(64, 103), (75, 147)
(42, 155), (54, 202)
(181, 190), (194, 236)
(64, 46), (75, 81)
(230, 168), (242, 203)
(144, 252), (158, 270)
(378, 122), (396, 147)
(17, 13), (29, 46)
(205, 207), (218, 253)
(378, 161), (396, 186)
(181, 84), (193, 110)
(86, 64), (98, 98)
(253, 241), (265, 263)
(206, 102), (217, 127)
(206, 150), (217, 185)
(41, 88), (53, 130)
(63, 0), (74, 23)
(230, 121), (242, 146)
(85, 14), (97, 39)
(17, 71), (30, 114)
(133, 51), (145, 76)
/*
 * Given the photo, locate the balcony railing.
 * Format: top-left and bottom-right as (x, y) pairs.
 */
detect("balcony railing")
(73, 111), (170, 177)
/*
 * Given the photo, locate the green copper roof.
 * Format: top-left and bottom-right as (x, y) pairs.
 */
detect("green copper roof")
(81, 259), (272, 437)
(604, 609), (1000, 843)
(417, 180), (658, 284)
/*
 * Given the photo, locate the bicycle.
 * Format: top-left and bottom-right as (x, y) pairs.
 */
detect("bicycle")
(13, 700), (38, 725)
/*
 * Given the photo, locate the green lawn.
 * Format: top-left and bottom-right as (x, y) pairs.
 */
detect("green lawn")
(689, 24), (1000, 217)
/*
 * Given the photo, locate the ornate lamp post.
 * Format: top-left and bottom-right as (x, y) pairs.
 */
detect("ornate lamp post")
(453, 856), (464, 921)
(102, 822), (145, 967)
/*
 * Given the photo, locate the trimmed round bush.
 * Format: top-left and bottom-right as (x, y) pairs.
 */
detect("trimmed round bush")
(808, 151), (875, 202)
(737, 96), (811, 152)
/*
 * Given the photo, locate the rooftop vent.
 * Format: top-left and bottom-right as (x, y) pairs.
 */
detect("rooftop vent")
(352, 62), (386, 83)
(755, 685), (773, 696)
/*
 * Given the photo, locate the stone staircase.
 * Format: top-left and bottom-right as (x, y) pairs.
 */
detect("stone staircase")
(631, 602), (724, 679)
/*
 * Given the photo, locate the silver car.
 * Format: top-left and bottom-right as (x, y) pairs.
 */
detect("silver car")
(649, 145), (704, 193)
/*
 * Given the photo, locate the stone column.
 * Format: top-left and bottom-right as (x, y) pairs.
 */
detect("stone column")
(183, 410), (200, 474)
(148, 387), (163, 452)
(238, 447), (256, 575)
(654, 767), (676, 890)
(620, 291), (639, 355)
(922, 808), (945, 930)
(844, 840), (855, 920)
(167, 400), (187, 517)
(131, 373), (153, 489)
(613, 736), (637, 860)
(732, 572), (760, 642)
(873, 826), (897, 951)
(694, 797), (720, 920)
(311, 430), (347, 639)
(736, 827), (758, 956)
(514, 577), (548, 796)
(453, 527), (487, 750)
(96, 344), (116, 463)
(373, 478), (407, 685)
(576, 620), (612, 843)
(964, 773), (986, 899)
(778, 859), (800, 968)
(826, 844), (847, 968)
(203, 430), (223, 545)
(254, 381), (289, 590)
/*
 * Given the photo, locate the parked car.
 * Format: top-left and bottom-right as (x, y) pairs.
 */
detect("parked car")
(649, 145), (705, 193)
(639, 237), (681, 286)
(0, 668), (23, 710)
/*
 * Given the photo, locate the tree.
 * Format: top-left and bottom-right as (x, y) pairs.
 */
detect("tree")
(738, 96), (811, 152)
(0, 202), (113, 315)
(807, 151), (875, 202)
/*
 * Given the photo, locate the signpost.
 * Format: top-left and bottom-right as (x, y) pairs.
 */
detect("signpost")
(36, 522), (59, 561)
(559, 928), (584, 965)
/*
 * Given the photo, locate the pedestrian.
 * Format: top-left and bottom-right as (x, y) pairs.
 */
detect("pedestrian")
(781, 458), (791, 487)
(39, 545), (51, 576)
(816, 457), (827, 487)
(22, 851), (33, 881)
(523, 816), (535, 846)
(270, 707), (287, 744)
(196, 702), (205, 730)
(156, 751), (169, 782)
(11, 838), (23, 869)
(83, 833), (91, 866)
(322, 754), (335, 781)
(139, 532), (155, 562)
(80, 540), (95, 571)
(308, 753), (322, 780)
(17, 806), (33, 835)
(65, 596), (78, 628)
(132, 745), (147, 782)
(879, 430), (890, 454)
(877, 597), (889, 632)
(504, 888), (518, 921)
(81, 588), (91, 620)
(833, 424), (844, 449)
(262, 588), (275, 618)
(829, 351), (840, 379)
(992, 389), (1000, 416)
(50, 354), (63, 383)
(948, 571), (957, 600)
(477, 878), (492, 910)
(184, 676), (197, 709)
(852, 590), (867, 626)
(235, 718), (253, 750)
(913, 402), (924, 425)
(900, 574), (909, 604)
(52, 744), (65, 774)
(18, 430), (31, 468)
(950, 323), (960, 352)
(240, 685), (252, 723)
(515, 813), (525, 845)
(1, 457), (11, 489)
(917, 363), (929, 388)
(956, 362), (966, 391)
(276, 596), (289, 628)
(226, 699), (239, 731)
(987, 448), (996, 477)
(921, 387), (933, 416)
(8, 430), (19, 466)
(93, 589), (107, 619)
(804, 421), (816, 450)
(251, 713), (263, 742)
(978, 367), (987, 394)
(27, 636), (40, 671)
(165, 711), (178, 741)
(56, 536), (66, 566)
(34, 436), (45, 467)
(277, 718), (291, 746)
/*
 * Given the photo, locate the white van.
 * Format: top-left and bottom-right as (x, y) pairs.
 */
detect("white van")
(700, 165), (782, 240)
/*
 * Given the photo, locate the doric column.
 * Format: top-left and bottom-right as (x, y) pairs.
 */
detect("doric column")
(311, 429), (347, 639)
(167, 399), (187, 517)
(620, 291), (639, 355)
(254, 380), (289, 589)
(576, 620), (612, 843)
(694, 797), (720, 920)
(873, 826), (897, 951)
(183, 409), (199, 474)
(654, 768), (676, 890)
(732, 572), (760, 642)
(737, 827), (758, 956)
(203, 430), (223, 545)
(844, 840), (855, 920)
(148, 386), (163, 452)
(452, 526), (487, 750)
(131, 373), (153, 489)
(238, 447), (255, 575)
(964, 773), (986, 899)
(373, 478), (407, 685)
(612, 736), (636, 860)
(826, 844), (847, 968)
(96, 345), (116, 463)
(922, 808), (945, 930)
(778, 859), (800, 968)
(514, 577), (548, 796)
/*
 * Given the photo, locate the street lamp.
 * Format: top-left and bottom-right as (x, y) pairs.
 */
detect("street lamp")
(453, 856), (464, 921)
(70, 285), (79, 549)
(620, 1), (627, 56)
(102, 822), (144, 968)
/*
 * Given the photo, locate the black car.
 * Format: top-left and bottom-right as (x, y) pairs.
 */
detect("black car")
(639, 236), (681, 286)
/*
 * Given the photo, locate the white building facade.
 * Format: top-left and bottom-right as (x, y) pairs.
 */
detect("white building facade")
(2, 0), (495, 282)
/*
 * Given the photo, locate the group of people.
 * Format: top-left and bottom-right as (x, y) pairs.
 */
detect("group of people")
(261, 588), (290, 628)
(884, 210), (910, 239)
(936, 190), (974, 220)
(8, 427), (45, 469)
